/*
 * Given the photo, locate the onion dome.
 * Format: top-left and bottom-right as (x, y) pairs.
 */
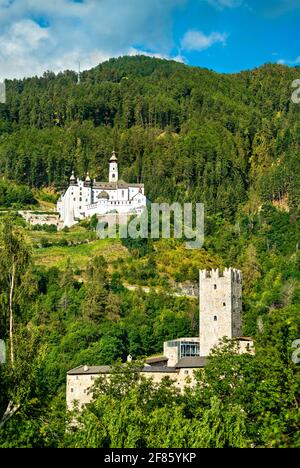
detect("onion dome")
(70, 171), (76, 185)
(98, 190), (110, 200)
(84, 171), (91, 187)
(110, 150), (118, 163)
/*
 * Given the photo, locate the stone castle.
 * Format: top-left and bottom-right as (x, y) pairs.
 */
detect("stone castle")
(67, 268), (254, 409)
(57, 151), (147, 228)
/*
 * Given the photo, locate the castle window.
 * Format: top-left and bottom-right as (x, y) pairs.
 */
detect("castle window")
(214, 316), (218, 321)
(73, 198), (76, 201)
(70, 388), (74, 393)
(184, 370), (189, 375)
(223, 302), (226, 307)
(79, 197), (82, 202)
(214, 284), (217, 290)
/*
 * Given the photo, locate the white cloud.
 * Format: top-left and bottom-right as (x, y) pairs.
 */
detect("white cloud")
(277, 56), (300, 66)
(0, 0), (186, 81)
(0, 19), (49, 56)
(206, 0), (243, 9)
(0, 19), (53, 79)
(181, 30), (228, 52)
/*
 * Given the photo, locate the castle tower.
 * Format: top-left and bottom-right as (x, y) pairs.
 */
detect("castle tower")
(109, 151), (118, 183)
(199, 268), (243, 357)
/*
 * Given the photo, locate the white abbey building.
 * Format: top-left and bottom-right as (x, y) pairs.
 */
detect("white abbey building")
(57, 151), (147, 227)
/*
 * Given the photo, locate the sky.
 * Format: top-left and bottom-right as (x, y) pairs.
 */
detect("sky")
(0, 0), (300, 80)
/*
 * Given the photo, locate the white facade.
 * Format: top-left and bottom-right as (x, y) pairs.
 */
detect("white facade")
(57, 151), (147, 228)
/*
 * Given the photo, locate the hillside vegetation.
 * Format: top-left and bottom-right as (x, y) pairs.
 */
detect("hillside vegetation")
(0, 57), (299, 448)
(0, 56), (299, 216)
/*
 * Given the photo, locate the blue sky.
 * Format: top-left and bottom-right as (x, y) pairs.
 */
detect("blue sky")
(0, 0), (300, 80)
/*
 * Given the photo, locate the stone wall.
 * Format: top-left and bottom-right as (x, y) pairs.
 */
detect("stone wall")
(171, 281), (199, 298)
(199, 268), (242, 357)
(67, 374), (100, 410)
(67, 368), (204, 410)
(19, 211), (61, 228)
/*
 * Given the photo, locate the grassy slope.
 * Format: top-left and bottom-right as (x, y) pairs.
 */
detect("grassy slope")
(34, 239), (127, 270)
(25, 224), (221, 283)
(25, 226), (127, 270)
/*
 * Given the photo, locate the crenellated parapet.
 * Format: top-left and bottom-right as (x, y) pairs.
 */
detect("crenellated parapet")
(200, 268), (242, 283)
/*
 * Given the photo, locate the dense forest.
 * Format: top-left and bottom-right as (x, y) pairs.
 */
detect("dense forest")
(0, 56), (299, 448)
(1, 56), (300, 216)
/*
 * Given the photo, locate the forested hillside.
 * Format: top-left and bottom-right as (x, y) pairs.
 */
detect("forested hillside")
(1, 56), (300, 215)
(0, 56), (299, 448)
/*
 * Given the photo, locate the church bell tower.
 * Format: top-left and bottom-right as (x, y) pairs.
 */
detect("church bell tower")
(109, 150), (118, 183)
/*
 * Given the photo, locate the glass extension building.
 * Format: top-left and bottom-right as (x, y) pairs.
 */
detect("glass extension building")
(163, 338), (200, 366)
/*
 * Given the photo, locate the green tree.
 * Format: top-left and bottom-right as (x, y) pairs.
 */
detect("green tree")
(0, 216), (31, 366)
